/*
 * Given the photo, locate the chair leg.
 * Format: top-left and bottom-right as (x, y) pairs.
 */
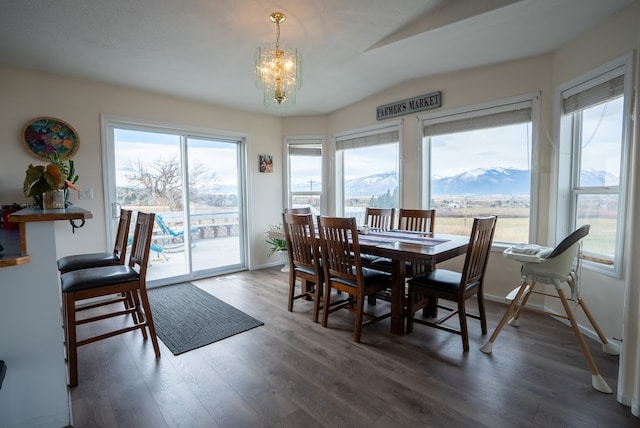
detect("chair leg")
(138, 288), (161, 358)
(457, 301), (469, 352)
(321, 283), (332, 327)
(406, 287), (415, 334)
(65, 292), (79, 388)
(312, 283), (322, 323)
(567, 276), (620, 356)
(555, 285), (612, 394)
(354, 296), (365, 343)
(508, 281), (536, 326)
(287, 273), (296, 312)
(130, 290), (148, 340)
(477, 292), (487, 334)
(576, 296), (620, 355)
(480, 279), (530, 353)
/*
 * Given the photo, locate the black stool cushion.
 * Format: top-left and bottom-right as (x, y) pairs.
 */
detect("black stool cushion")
(57, 252), (120, 272)
(61, 265), (140, 293)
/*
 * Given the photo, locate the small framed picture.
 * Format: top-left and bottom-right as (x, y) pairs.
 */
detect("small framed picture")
(259, 154), (273, 173)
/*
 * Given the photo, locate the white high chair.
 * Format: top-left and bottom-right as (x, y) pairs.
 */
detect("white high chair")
(480, 225), (620, 393)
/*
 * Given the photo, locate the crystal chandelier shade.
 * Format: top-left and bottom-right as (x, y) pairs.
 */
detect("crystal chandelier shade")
(254, 12), (302, 107)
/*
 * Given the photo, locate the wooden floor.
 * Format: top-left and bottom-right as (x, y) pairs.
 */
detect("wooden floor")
(70, 267), (637, 427)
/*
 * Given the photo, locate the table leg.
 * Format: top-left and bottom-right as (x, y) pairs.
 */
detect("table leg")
(390, 258), (406, 335)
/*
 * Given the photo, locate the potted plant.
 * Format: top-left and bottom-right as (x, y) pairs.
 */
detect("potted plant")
(23, 152), (79, 208)
(266, 224), (289, 272)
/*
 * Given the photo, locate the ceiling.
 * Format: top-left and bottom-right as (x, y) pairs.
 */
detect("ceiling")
(0, 0), (634, 117)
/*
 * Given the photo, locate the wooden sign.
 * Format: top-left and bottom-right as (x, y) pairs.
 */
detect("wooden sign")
(376, 91), (441, 120)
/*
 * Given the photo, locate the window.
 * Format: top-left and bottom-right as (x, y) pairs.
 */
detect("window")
(421, 95), (537, 243)
(334, 124), (401, 223)
(102, 116), (247, 285)
(285, 136), (324, 213)
(557, 54), (632, 275)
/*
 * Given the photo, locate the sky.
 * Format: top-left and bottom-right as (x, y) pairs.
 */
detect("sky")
(114, 129), (240, 188)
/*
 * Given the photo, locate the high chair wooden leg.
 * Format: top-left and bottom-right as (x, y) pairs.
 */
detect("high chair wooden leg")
(508, 280), (536, 327)
(555, 285), (612, 394)
(480, 279), (530, 353)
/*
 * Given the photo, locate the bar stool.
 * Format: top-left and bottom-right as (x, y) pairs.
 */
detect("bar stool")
(61, 211), (160, 387)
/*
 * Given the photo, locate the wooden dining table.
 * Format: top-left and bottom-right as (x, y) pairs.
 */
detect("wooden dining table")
(269, 226), (469, 335)
(356, 230), (469, 335)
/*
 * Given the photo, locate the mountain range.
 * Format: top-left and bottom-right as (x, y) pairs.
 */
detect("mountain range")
(337, 167), (617, 197)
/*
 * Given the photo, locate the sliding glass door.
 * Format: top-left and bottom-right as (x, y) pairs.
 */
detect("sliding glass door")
(103, 117), (247, 285)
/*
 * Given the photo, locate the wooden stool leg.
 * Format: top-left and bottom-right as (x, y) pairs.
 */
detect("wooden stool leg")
(65, 292), (78, 388)
(480, 280), (529, 353)
(555, 285), (612, 394)
(139, 288), (161, 358)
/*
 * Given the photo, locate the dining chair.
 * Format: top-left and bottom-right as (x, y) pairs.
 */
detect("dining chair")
(406, 215), (497, 352)
(363, 207), (396, 230)
(397, 208), (436, 234)
(282, 212), (324, 322)
(60, 211), (160, 387)
(318, 216), (392, 342)
(371, 208), (436, 276)
(57, 209), (133, 274)
(369, 208), (437, 304)
(480, 224), (619, 393)
(360, 207), (396, 269)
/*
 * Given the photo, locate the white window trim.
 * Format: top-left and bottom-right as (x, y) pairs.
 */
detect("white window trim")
(283, 135), (326, 213)
(100, 114), (249, 252)
(333, 121), (403, 216)
(553, 52), (634, 278)
(418, 93), (540, 244)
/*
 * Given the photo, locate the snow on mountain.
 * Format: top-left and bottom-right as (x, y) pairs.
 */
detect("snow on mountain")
(295, 167), (617, 197)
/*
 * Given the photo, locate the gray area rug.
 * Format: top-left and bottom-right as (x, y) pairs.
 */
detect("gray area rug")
(147, 283), (263, 355)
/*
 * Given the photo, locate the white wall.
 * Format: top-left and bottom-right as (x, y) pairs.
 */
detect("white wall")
(0, 66), (284, 269)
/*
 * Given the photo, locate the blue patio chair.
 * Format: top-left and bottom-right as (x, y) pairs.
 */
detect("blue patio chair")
(155, 214), (199, 239)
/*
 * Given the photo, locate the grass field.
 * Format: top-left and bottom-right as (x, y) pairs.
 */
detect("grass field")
(435, 215), (616, 256)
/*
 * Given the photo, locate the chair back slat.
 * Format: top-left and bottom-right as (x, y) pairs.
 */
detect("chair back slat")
(364, 208), (395, 230)
(318, 216), (361, 284)
(113, 209), (133, 263)
(461, 216), (497, 292)
(397, 208), (435, 233)
(128, 212), (156, 281)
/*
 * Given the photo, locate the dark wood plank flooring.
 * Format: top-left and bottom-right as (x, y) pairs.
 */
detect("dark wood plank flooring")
(70, 267), (638, 427)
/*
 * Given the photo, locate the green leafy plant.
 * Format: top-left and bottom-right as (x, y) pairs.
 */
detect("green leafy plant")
(23, 152), (79, 198)
(266, 224), (287, 257)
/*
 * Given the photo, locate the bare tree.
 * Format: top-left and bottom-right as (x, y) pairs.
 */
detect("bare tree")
(126, 156), (217, 210)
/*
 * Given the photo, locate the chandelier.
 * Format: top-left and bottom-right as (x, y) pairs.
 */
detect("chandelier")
(254, 12), (302, 107)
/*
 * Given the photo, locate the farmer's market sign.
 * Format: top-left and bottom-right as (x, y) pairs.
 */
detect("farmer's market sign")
(376, 91), (441, 120)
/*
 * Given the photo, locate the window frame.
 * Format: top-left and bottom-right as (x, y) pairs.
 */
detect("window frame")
(418, 93), (540, 244)
(333, 121), (402, 217)
(283, 135), (325, 213)
(554, 53), (633, 277)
